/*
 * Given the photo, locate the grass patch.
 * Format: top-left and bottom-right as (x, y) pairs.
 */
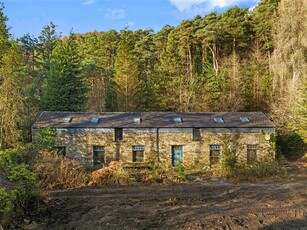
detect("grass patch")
(210, 160), (288, 183)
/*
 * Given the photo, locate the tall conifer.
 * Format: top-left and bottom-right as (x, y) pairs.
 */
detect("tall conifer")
(44, 33), (87, 111)
(113, 30), (140, 112)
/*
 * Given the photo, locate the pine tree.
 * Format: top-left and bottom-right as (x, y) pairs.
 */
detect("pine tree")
(44, 33), (87, 111)
(0, 3), (9, 60)
(113, 30), (140, 112)
(35, 22), (59, 108)
(133, 29), (158, 111)
(76, 30), (119, 112)
(251, 0), (279, 51)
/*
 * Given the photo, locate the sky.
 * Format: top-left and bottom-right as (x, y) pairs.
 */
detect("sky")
(3, 0), (261, 38)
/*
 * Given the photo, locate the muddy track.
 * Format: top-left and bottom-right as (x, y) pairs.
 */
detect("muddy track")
(32, 179), (307, 230)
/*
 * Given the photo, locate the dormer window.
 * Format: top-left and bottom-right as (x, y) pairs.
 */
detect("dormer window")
(90, 118), (100, 123)
(133, 117), (142, 123)
(62, 117), (72, 123)
(240, 117), (250, 123)
(173, 117), (182, 123)
(214, 117), (224, 123)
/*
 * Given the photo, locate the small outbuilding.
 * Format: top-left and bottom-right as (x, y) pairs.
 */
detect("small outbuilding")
(32, 111), (276, 167)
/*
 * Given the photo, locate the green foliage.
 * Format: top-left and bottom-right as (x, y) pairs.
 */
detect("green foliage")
(44, 32), (87, 111)
(0, 146), (44, 226)
(10, 187), (43, 218)
(0, 148), (26, 170)
(33, 127), (56, 150)
(113, 30), (140, 112)
(0, 188), (12, 218)
(210, 154), (238, 178)
(0, 148), (37, 186)
(230, 162), (288, 182)
(277, 133), (307, 160)
(7, 164), (37, 185)
(251, 0), (279, 49)
(0, 42), (30, 149)
(0, 2), (10, 56)
(211, 160), (287, 182)
(219, 154), (237, 171)
(150, 161), (160, 182)
(0, 187), (43, 227)
(175, 162), (185, 181)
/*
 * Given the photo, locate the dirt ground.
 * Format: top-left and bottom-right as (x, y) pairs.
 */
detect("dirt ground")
(29, 162), (307, 230)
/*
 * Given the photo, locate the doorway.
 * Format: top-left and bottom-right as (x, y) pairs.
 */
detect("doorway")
(172, 146), (183, 166)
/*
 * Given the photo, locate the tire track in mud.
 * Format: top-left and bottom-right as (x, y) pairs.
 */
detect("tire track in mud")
(35, 180), (307, 230)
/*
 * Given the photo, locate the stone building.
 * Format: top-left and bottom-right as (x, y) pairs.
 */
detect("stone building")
(32, 111), (276, 167)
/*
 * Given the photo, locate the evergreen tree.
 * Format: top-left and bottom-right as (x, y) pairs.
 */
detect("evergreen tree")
(156, 30), (184, 111)
(0, 2), (9, 60)
(133, 29), (158, 111)
(0, 42), (29, 149)
(113, 30), (140, 112)
(76, 30), (119, 112)
(35, 22), (59, 108)
(44, 33), (87, 111)
(251, 0), (279, 51)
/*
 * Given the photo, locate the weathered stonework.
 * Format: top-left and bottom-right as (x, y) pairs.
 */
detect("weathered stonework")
(32, 111), (276, 168)
(53, 127), (275, 167)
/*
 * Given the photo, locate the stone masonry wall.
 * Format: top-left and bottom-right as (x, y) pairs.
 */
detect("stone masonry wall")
(55, 128), (275, 167)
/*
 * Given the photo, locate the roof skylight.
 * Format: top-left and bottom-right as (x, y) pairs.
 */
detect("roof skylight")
(90, 118), (100, 123)
(62, 117), (72, 123)
(240, 117), (250, 123)
(173, 117), (183, 123)
(133, 117), (142, 123)
(214, 117), (224, 123)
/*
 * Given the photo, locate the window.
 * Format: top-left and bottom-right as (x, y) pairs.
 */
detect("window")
(62, 117), (72, 123)
(193, 128), (201, 141)
(115, 128), (123, 141)
(133, 117), (142, 123)
(93, 146), (105, 166)
(240, 117), (250, 123)
(90, 117), (100, 123)
(56, 146), (66, 156)
(210, 145), (221, 164)
(132, 145), (144, 162)
(173, 117), (183, 123)
(214, 117), (224, 123)
(247, 145), (258, 164)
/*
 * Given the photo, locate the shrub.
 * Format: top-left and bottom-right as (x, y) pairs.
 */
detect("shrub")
(0, 147), (45, 228)
(32, 127), (56, 150)
(8, 164), (37, 186)
(32, 150), (89, 189)
(0, 149), (26, 170)
(277, 132), (306, 160)
(91, 161), (130, 186)
(175, 162), (185, 181)
(0, 188), (12, 219)
(150, 161), (163, 183)
(219, 154), (237, 173)
(228, 161), (288, 183)
(209, 158), (287, 182)
(10, 187), (43, 217)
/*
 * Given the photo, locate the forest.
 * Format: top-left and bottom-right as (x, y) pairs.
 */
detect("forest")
(0, 0), (306, 155)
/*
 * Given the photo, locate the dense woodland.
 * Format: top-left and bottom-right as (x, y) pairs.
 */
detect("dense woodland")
(0, 0), (306, 155)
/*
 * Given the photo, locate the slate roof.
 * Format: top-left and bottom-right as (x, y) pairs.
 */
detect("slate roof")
(32, 111), (275, 129)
